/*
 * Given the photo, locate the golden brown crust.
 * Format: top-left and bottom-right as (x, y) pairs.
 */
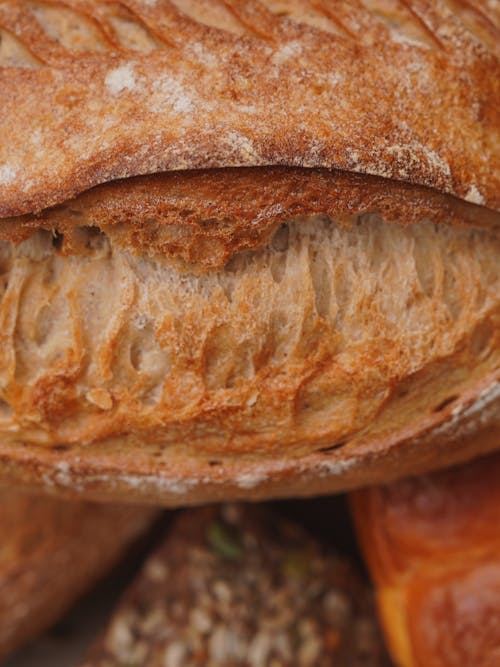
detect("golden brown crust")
(0, 491), (157, 661)
(0, 0), (499, 216)
(351, 449), (500, 667)
(0, 373), (497, 506)
(4, 167), (499, 270)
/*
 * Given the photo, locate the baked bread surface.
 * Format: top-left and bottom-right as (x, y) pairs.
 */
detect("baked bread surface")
(0, 173), (498, 503)
(351, 449), (500, 667)
(0, 1), (498, 503)
(79, 504), (390, 666)
(0, 0), (499, 215)
(0, 489), (157, 660)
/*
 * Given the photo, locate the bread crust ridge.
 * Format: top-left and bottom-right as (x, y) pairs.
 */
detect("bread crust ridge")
(4, 168), (499, 271)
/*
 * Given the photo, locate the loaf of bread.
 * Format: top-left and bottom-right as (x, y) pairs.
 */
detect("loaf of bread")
(0, 1), (498, 504)
(351, 450), (500, 667)
(0, 490), (157, 661)
(79, 503), (390, 666)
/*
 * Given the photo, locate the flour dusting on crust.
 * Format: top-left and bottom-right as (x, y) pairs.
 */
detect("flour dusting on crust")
(0, 165), (17, 186)
(465, 184), (486, 206)
(105, 64), (138, 95)
(0, 0), (498, 216)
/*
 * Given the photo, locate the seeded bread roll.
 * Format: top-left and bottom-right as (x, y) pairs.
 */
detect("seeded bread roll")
(351, 449), (500, 667)
(79, 504), (390, 667)
(0, 1), (498, 504)
(0, 490), (157, 661)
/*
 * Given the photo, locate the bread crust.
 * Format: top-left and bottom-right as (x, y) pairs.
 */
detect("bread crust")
(4, 167), (499, 271)
(0, 0), (499, 216)
(351, 448), (500, 667)
(0, 188), (498, 504)
(0, 374), (497, 506)
(79, 504), (389, 667)
(0, 491), (157, 660)
(0, 198), (498, 501)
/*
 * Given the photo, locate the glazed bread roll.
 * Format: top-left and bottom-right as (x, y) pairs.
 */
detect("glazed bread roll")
(0, 1), (498, 503)
(79, 504), (390, 667)
(0, 490), (157, 661)
(351, 450), (500, 667)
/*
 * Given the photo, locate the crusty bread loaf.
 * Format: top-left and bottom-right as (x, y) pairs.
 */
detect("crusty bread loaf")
(0, 1), (498, 504)
(351, 449), (500, 667)
(79, 504), (390, 667)
(0, 490), (157, 661)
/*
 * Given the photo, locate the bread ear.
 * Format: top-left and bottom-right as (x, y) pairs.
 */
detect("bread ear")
(0, 1), (498, 504)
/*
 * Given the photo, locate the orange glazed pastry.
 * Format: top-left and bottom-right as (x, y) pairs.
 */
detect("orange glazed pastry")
(351, 450), (500, 667)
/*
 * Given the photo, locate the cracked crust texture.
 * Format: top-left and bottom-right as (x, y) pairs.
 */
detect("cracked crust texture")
(0, 1), (498, 504)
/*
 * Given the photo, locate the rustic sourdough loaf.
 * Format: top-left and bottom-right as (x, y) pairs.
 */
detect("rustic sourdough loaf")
(0, 1), (498, 503)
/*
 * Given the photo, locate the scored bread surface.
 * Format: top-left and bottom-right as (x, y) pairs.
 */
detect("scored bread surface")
(0, 1), (498, 503)
(0, 0), (499, 214)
